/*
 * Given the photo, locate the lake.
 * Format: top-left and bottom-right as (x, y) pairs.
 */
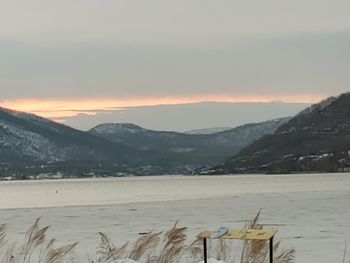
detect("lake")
(0, 173), (349, 262)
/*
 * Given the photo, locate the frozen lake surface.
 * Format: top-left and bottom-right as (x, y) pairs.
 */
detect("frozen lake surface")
(0, 173), (349, 262)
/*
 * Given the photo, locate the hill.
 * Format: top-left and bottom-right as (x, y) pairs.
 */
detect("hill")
(89, 118), (290, 173)
(220, 93), (350, 174)
(0, 107), (132, 173)
(0, 106), (290, 177)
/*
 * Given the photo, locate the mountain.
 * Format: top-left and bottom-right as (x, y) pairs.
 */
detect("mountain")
(89, 118), (290, 173)
(220, 92), (350, 174)
(185, 127), (232, 135)
(0, 106), (290, 177)
(0, 107), (131, 164)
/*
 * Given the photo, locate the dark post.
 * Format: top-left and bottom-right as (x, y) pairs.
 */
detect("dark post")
(203, 238), (208, 263)
(269, 236), (274, 263)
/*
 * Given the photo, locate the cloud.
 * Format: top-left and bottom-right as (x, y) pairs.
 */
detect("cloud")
(1, 31), (350, 101)
(62, 102), (311, 131)
(0, 93), (324, 121)
(2, 0), (350, 44)
(0, 0), (349, 128)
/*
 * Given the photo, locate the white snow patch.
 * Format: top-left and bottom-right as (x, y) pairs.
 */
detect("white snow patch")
(116, 259), (139, 263)
(198, 259), (225, 263)
(92, 123), (144, 134)
(171, 147), (195, 153)
(185, 127), (232, 135)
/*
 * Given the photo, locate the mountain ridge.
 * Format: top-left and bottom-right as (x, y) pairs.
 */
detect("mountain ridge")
(89, 117), (290, 173)
(0, 105), (291, 177)
(0, 107), (132, 163)
(219, 92), (350, 174)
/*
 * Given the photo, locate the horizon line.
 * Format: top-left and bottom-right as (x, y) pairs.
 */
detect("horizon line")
(0, 95), (322, 120)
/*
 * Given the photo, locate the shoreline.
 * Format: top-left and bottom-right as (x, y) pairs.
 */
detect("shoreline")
(1, 173), (350, 210)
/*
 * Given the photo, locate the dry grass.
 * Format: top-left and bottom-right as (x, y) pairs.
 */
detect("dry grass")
(238, 210), (295, 263)
(1, 212), (295, 263)
(92, 223), (190, 263)
(343, 241), (350, 263)
(95, 232), (129, 262)
(92, 211), (295, 263)
(0, 218), (77, 263)
(129, 231), (162, 262)
(0, 224), (6, 248)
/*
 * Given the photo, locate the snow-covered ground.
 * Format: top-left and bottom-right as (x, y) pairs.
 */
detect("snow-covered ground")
(0, 173), (349, 262)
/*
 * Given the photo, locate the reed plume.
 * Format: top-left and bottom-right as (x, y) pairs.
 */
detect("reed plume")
(0, 219), (77, 263)
(0, 212), (296, 263)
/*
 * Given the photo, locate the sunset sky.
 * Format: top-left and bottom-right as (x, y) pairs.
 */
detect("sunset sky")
(1, 0), (350, 129)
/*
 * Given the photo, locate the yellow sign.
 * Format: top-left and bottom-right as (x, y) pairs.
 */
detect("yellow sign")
(221, 229), (277, 241)
(197, 229), (277, 241)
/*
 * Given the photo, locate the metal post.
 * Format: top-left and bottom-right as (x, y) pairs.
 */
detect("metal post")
(269, 236), (274, 263)
(203, 238), (208, 263)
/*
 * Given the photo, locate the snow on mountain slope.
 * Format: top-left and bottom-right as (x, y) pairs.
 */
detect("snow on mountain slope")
(89, 118), (290, 168)
(92, 123), (145, 134)
(0, 107), (130, 163)
(185, 127), (232, 135)
(0, 120), (60, 161)
(221, 92), (350, 174)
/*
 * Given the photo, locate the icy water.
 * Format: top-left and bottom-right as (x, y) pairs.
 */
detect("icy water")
(0, 173), (349, 262)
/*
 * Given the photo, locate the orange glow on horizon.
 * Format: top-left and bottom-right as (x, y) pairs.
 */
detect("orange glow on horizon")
(0, 94), (324, 120)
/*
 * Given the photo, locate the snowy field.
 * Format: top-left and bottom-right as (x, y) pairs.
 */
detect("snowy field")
(0, 173), (349, 262)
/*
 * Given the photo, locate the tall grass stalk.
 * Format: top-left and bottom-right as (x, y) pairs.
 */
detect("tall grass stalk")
(1, 212), (295, 263)
(0, 219), (77, 263)
(92, 211), (295, 263)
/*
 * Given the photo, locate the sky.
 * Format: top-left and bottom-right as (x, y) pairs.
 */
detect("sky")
(0, 0), (350, 130)
(63, 102), (310, 131)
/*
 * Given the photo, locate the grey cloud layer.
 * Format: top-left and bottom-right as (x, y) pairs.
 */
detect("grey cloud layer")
(1, 32), (350, 99)
(2, 0), (350, 41)
(0, 0), (350, 100)
(64, 102), (310, 131)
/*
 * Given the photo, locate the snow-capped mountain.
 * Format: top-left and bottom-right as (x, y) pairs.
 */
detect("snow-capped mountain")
(0, 107), (129, 163)
(89, 118), (290, 170)
(220, 92), (350, 174)
(0, 106), (290, 175)
(91, 123), (146, 135)
(185, 127), (232, 135)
